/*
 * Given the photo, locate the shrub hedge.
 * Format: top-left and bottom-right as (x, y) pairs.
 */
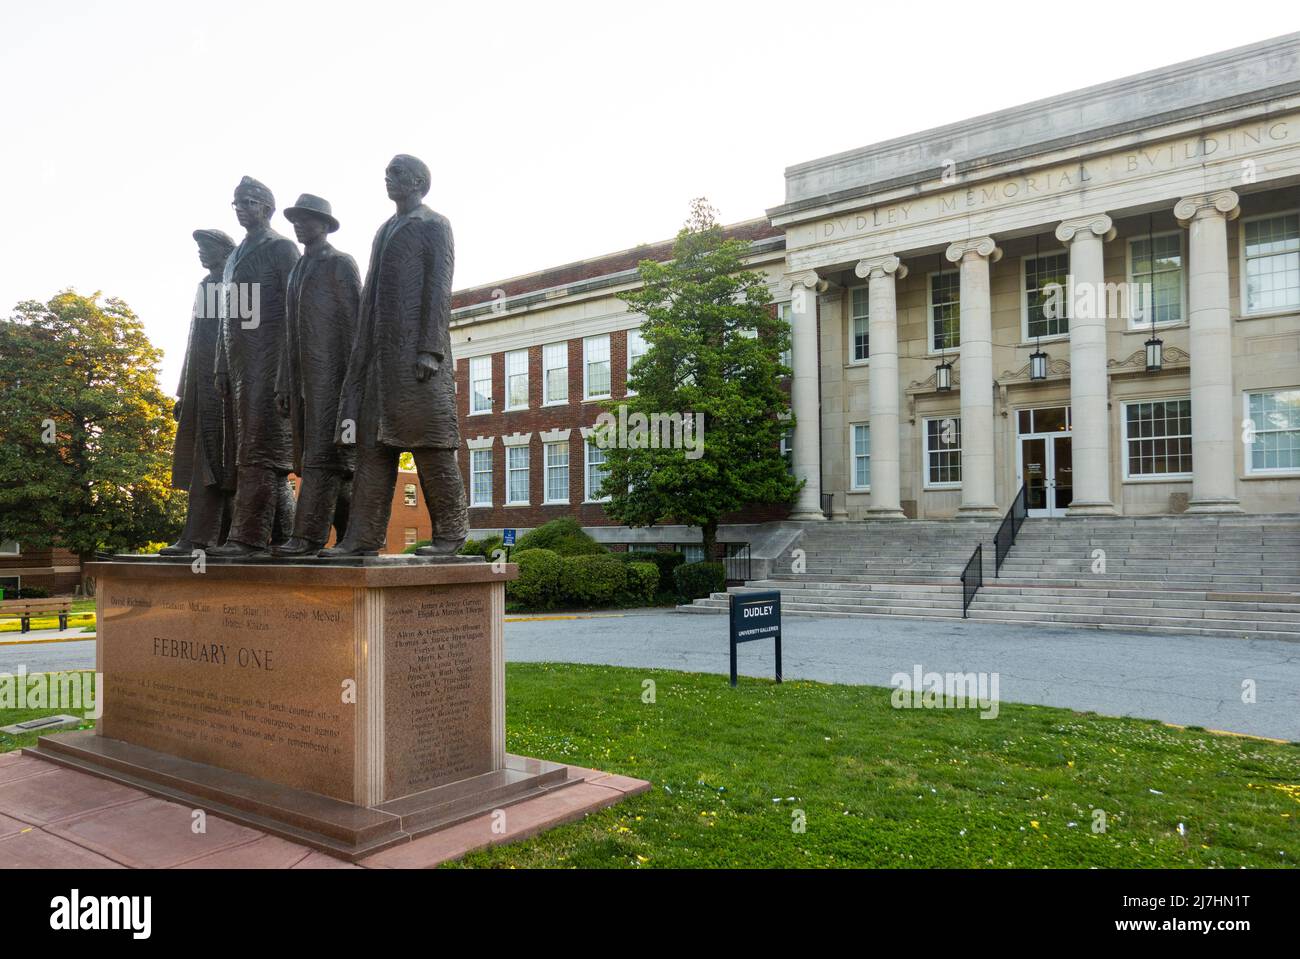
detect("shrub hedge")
(673, 560), (726, 601)
(624, 562), (659, 605)
(514, 519), (606, 556)
(507, 548), (563, 608)
(558, 554), (627, 605)
(622, 550), (686, 583)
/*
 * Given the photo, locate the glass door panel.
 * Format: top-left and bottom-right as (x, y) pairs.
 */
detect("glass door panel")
(1021, 437), (1048, 513)
(1052, 435), (1073, 512)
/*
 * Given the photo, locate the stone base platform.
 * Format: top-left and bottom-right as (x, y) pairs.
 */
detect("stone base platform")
(0, 748), (648, 867)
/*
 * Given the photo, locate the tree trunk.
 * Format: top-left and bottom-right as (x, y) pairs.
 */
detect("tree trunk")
(78, 551), (97, 598)
(702, 520), (718, 562)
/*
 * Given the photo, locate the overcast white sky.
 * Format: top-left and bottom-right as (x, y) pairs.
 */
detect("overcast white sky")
(1, 1), (1295, 391)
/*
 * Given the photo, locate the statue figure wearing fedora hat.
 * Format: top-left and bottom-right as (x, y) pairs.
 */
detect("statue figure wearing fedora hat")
(160, 228), (238, 555)
(208, 175), (300, 558)
(271, 194), (362, 557)
(321, 155), (468, 557)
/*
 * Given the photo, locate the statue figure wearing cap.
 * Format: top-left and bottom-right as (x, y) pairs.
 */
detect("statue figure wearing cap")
(208, 175), (301, 557)
(160, 229), (238, 555)
(321, 155), (468, 557)
(270, 194), (362, 557)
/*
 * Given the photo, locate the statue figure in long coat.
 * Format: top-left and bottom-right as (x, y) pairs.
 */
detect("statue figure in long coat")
(160, 229), (237, 555)
(208, 175), (300, 557)
(320, 155), (467, 557)
(271, 194), (361, 557)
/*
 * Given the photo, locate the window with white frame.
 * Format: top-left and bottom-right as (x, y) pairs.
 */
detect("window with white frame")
(776, 302), (792, 369)
(584, 335), (611, 398)
(1023, 251), (1071, 340)
(779, 427), (793, 474)
(0, 540), (18, 556)
(679, 544), (705, 564)
(1123, 398), (1192, 479)
(929, 271), (960, 352)
(1243, 212), (1300, 315)
(545, 441), (569, 502)
(403, 483), (417, 507)
(626, 329), (647, 395)
(585, 440), (610, 501)
(850, 287), (869, 362)
(505, 349), (529, 410)
(404, 528), (417, 547)
(543, 342), (568, 404)
(469, 356), (492, 414)
(1245, 389), (1300, 474)
(851, 424), (871, 490)
(506, 445), (530, 503)
(923, 416), (962, 488)
(1128, 233), (1184, 327)
(470, 448), (493, 506)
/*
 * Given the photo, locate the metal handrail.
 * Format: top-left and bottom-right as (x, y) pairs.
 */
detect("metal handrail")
(724, 543), (752, 583)
(820, 493), (833, 520)
(960, 544), (983, 618)
(993, 484), (1028, 578)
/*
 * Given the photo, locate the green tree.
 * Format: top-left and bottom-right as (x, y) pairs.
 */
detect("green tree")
(0, 291), (184, 575)
(598, 200), (801, 559)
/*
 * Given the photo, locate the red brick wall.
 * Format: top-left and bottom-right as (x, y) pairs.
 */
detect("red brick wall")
(0, 546), (82, 594)
(451, 327), (791, 535)
(385, 472), (433, 553)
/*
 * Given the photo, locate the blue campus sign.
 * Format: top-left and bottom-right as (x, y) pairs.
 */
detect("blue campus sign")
(727, 590), (782, 687)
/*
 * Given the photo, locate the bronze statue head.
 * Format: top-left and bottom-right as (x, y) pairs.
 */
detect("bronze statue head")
(284, 194), (339, 247)
(232, 176), (275, 232)
(385, 155), (430, 204)
(193, 228), (235, 273)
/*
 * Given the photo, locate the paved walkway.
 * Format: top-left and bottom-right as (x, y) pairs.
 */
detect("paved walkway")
(505, 610), (1300, 742)
(4, 613), (1296, 741)
(0, 751), (646, 868)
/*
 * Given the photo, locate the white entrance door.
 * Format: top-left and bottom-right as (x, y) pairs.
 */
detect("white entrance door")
(1016, 406), (1073, 518)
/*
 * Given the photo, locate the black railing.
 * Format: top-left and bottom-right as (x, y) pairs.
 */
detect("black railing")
(820, 493), (833, 519)
(960, 544), (983, 618)
(724, 543), (752, 583)
(993, 484), (1028, 577)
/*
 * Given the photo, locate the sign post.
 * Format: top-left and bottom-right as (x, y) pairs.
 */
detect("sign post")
(502, 528), (516, 563)
(727, 590), (782, 687)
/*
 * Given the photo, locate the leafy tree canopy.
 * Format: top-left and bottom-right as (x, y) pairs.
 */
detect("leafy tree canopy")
(598, 199), (800, 558)
(0, 290), (183, 561)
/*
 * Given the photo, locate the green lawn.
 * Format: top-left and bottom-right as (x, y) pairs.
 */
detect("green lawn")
(5, 665), (1297, 868)
(0, 671), (97, 753)
(451, 663), (1299, 869)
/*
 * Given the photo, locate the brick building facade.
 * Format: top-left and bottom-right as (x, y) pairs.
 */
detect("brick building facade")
(441, 219), (793, 549)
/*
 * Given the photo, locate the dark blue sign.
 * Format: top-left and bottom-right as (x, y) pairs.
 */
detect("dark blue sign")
(502, 528), (516, 546)
(728, 590), (782, 687)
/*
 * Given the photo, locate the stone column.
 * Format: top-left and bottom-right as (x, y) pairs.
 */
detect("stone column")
(854, 254), (907, 518)
(1056, 214), (1117, 516)
(945, 237), (1001, 515)
(1175, 190), (1243, 512)
(785, 269), (826, 520)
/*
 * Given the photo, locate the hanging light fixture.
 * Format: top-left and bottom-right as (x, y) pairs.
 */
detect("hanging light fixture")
(935, 247), (953, 391)
(1029, 232), (1048, 380)
(1143, 212), (1163, 372)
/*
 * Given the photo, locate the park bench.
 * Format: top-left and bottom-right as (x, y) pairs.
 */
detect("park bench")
(0, 598), (73, 633)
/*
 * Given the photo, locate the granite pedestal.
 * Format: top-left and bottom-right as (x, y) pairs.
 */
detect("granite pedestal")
(24, 557), (583, 860)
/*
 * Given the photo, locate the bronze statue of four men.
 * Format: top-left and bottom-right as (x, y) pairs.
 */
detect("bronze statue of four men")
(163, 155), (468, 560)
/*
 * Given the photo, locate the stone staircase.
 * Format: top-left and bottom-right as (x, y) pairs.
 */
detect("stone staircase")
(679, 515), (1300, 641)
(679, 518), (996, 622)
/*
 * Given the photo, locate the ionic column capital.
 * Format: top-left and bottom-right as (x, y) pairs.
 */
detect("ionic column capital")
(1174, 190), (1240, 226)
(1055, 213), (1116, 244)
(854, 254), (908, 281)
(782, 269), (828, 295)
(945, 236), (1002, 264)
